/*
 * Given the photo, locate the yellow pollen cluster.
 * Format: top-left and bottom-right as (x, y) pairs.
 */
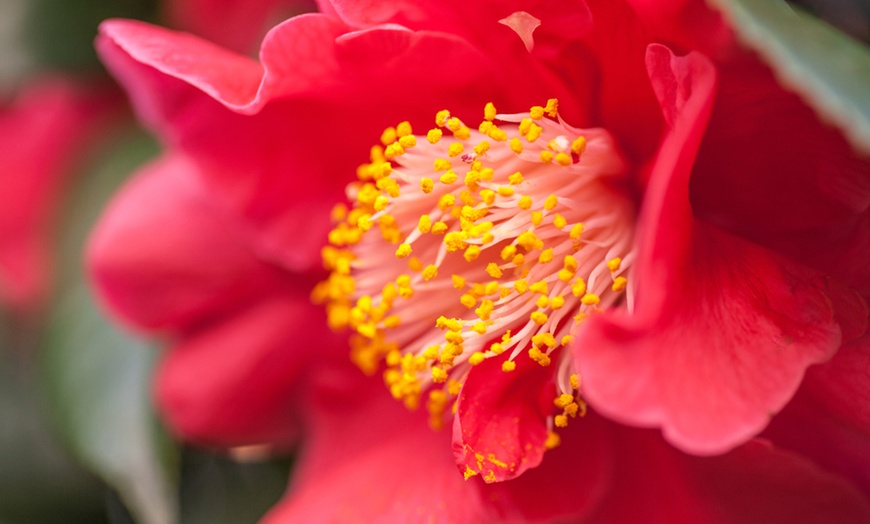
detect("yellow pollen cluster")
(314, 101), (635, 443)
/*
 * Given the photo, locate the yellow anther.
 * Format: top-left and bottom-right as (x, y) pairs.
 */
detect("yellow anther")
(531, 211), (543, 226)
(553, 214), (567, 228)
(451, 274), (466, 290)
(448, 142), (464, 157)
(529, 105), (545, 119)
(527, 124), (543, 142)
(486, 263), (503, 279)
(544, 195), (558, 210)
(512, 253), (526, 266)
(396, 121), (412, 137)
(427, 128), (443, 144)
(538, 248), (554, 264)
(569, 223), (584, 239)
(529, 281), (549, 295)
(432, 366), (448, 383)
(500, 245), (517, 261)
(497, 186), (515, 197)
(489, 342), (505, 355)
(383, 315), (401, 329)
(550, 296), (565, 309)
(431, 222), (448, 234)
(565, 403), (580, 417)
(544, 98), (559, 117)
(460, 294), (477, 308)
(464, 245), (481, 262)
(399, 135), (417, 149)
(357, 214), (374, 232)
(570, 374), (580, 389)
(554, 414), (568, 428)
(446, 117), (462, 132)
(514, 280), (529, 294)
(517, 196), (533, 210)
(545, 432), (561, 449)
(469, 352), (486, 366)
(555, 393), (575, 408)
(440, 170), (458, 184)
(444, 231), (467, 251)
(436, 316), (463, 332)
(508, 172), (524, 185)
(479, 168), (495, 181)
(454, 126), (471, 140)
(484, 102), (497, 121)
(385, 142), (405, 159)
(472, 321), (488, 334)
(374, 195), (389, 212)
(475, 300), (494, 320)
(474, 141), (490, 156)
(418, 215), (432, 233)
(395, 243), (412, 258)
(421, 178), (434, 193)
(435, 110), (451, 127)
(581, 293), (600, 306)
(408, 257), (423, 272)
(479, 189), (496, 205)
(484, 281), (500, 295)
(488, 127), (507, 141)
(519, 118), (532, 135)
(502, 360), (516, 372)
(465, 170), (480, 189)
(571, 136), (587, 154)
(380, 127), (397, 145)
(433, 158), (452, 171)
(509, 137), (523, 154)
(517, 231), (542, 251)
(539, 151), (554, 163)
(612, 276), (628, 292)
(571, 279), (587, 297)
(607, 257), (622, 272)
(438, 194), (456, 210)
(530, 311), (549, 325)
(422, 265), (438, 281)
(536, 295), (550, 309)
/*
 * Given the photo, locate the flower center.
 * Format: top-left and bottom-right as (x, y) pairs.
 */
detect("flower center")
(314, 100), (635, 447)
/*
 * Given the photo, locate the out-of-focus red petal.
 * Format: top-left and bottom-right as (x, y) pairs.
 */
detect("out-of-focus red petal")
(164, 0), (315, 53)
(452, 354), (553, 482)
(156, 296), (336, 447)
(764, 334), (870, 496)
(590, 429), (870, 523)
(263, 374), (490, 523)
(0, 79), (120, 312)
(87, 154), (298, 333)
(578, 45), (848, 455)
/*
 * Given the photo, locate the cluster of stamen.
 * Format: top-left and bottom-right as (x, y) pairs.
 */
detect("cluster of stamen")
(313, 100), (634, 447)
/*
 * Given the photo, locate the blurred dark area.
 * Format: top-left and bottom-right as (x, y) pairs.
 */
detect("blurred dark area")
(790, 0), (870, 42)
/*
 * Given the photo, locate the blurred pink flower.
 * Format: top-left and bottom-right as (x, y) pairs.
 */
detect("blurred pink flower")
(88, 0), (870, 520)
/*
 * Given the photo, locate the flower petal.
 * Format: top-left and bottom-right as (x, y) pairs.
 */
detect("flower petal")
(452, 354), (553, 482)
(155, 296), (334, 446)
(577, 44), (844, 455)
(0, 79), (119, 312)
(87, 154), (297, 333)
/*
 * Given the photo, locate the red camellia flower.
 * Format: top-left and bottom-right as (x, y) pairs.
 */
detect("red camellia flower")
(89, 0), (870, 521)
(0, 78), (119, 313)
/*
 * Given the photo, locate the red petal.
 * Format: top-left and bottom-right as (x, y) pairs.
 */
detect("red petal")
(764, 334), (870, 496)
(578, 45), (845, 455)
(591, 428), (870, 523)
(452, 354), (553, 482)
(155, 296), (334, 446)
(0, 79), (119, 312)
(86, 154), (297, 333)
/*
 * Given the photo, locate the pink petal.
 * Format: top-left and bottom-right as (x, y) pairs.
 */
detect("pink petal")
(453, 354), (553, 482)
(155, 296), (334, 446)
(0, 79), (119, 312)
(86, 154), (297, 333)
(577, 45), (845, 455)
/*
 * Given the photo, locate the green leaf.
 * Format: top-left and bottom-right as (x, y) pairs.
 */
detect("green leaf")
(706, 0), (870, 154)
(41, 126), (178, 524)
